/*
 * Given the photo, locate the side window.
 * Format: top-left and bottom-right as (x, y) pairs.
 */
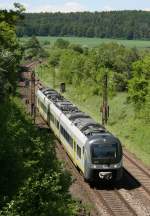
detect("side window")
(83, 147), (84, 155)
(69, 136), (73, 148)
(50, 113), (54, 123)
(60, 125), (73, 148)
(77, 145), (81, 159)
(40, 101), (47, 113)
(56, 120), (59, 129)
(60, 125), (63, 135)
(55, 118), (56, 126)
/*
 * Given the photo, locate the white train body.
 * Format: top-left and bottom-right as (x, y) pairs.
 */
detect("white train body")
(36, 88), (123, 182)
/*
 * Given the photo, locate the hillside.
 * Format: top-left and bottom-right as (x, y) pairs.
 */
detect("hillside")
(17, 11), (150, 40)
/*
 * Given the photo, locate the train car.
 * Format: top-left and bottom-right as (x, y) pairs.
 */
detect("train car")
(36, 87), (123, 182)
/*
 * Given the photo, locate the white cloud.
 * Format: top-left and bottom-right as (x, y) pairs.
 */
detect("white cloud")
(0, 2), (28, 11)
(103, 5), (113, 11)
(0, 2), (13, 10)
(144, 8), (150, 11)
(28, 1), (87, 13)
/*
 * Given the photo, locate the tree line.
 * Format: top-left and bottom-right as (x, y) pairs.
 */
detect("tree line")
(17, 11), (150, 39)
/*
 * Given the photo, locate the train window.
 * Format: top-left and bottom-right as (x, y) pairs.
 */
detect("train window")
(60, 125), (73, 148)
(50, 113), (54, 123)
(55, 118), (57, 126)
(66, 133), (69, 142)
(83, 147), (84, 155)
(60, 125), (64, 135)
(65, 132), (67, 140)
(77, 145), (81, 159)
(56, 120), (59, 129)
(39, 100), (47, 113)
(69, 136), (73, 148)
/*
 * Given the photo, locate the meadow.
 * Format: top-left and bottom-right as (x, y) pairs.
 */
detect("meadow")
(21, 36), (150, 49)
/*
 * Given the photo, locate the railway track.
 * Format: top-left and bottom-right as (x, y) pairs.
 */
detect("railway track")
(123, 151), (150, 197)
(56, 138), (141, 216)
(95, 188), (138, 216)
(57, 138), (150, 215)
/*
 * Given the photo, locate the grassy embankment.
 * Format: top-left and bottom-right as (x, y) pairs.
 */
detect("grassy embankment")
(20, 36), (150, 49)
(36, 67), (150, 166)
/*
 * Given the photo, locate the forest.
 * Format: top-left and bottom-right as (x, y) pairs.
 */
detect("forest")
(17, 11), (150, 39)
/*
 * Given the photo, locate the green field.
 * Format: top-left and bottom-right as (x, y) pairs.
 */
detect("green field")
(36, 66), (150, 166)
(21, 36), (150, 49)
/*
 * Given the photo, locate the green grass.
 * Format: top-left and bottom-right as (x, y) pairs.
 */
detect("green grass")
(36, 66), (150, 166)
(20, 36), (150, 49)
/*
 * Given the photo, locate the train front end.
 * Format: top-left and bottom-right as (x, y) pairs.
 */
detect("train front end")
(84, 133), (123, 182)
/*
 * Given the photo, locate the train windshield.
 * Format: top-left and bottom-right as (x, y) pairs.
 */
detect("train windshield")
(91, 144), (117, 163)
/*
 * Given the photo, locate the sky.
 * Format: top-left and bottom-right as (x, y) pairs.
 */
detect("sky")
(0, 0), (150, 12)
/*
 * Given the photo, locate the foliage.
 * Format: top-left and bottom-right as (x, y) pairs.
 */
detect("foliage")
(49, 49), (61, 67)
(17, 11), (150, 39)
(46, 42), (140, 96)
(0, 4), (23, 102)
(69, 44), (84, 53)
(0, 98), (79, 215)
(54, 38), (70, 49)
(22, 36), (48, 60)
(128, 77), (148, 104)
(128, 55), (150, 108)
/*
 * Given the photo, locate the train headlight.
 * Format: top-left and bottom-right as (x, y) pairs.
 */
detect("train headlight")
(114, 161), (122, 168)
(114, 164), (118, 168)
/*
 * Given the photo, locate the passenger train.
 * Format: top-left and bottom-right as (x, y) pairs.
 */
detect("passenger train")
(36, 87), (123, 182)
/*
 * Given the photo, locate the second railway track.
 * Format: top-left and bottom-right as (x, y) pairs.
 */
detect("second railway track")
(123, 150), (150, 197)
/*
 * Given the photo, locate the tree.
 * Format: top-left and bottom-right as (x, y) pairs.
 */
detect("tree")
(23, 36), (48, 60)
(16, 11), (150, 39)
(69, 44), (83, 53)
(54, 38), (70, 49)
(0, 4), (24, 102)
(128, 55), (150, 108)
(128, 77), (148, 105)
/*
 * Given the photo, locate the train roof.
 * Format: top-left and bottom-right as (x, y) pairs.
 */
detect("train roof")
(39, 87), (107, 138)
